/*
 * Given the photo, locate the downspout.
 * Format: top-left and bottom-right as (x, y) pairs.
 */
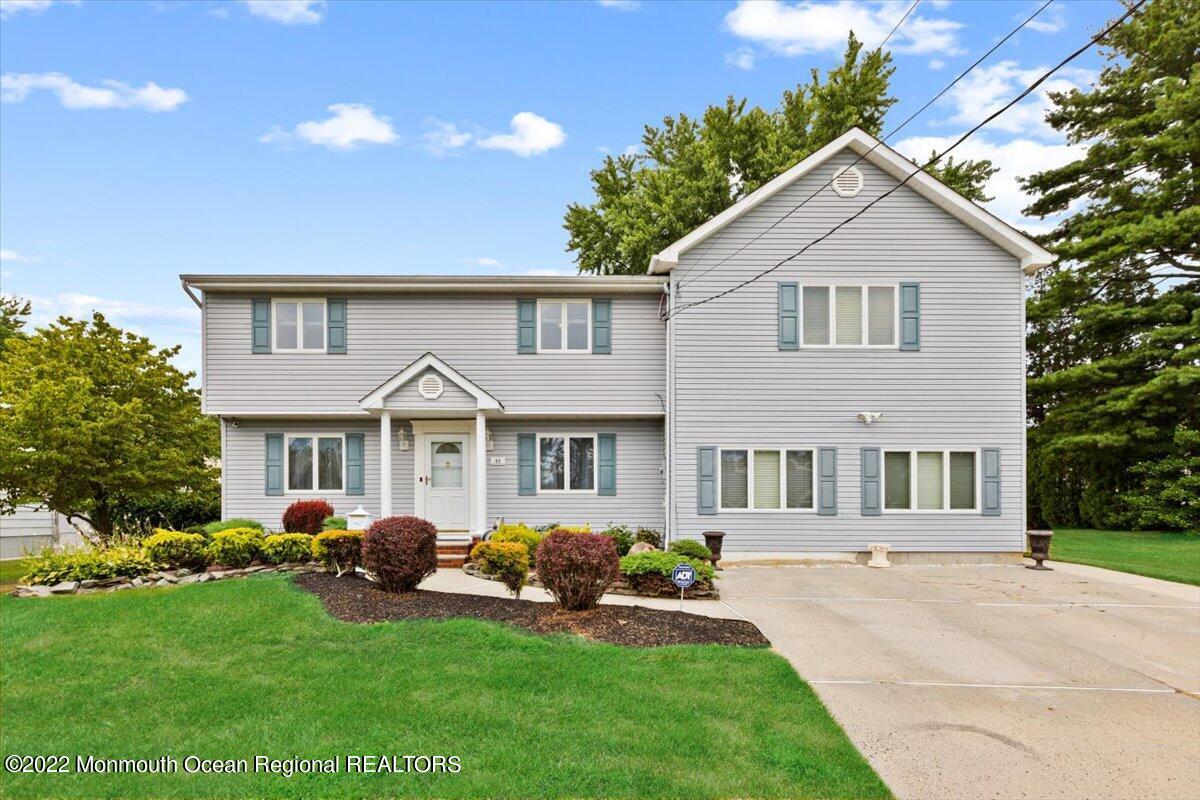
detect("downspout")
(180, 278), (202, 309)
(664, 277), (675, 546)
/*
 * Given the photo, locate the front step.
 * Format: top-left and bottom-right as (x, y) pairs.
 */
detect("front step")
(437, 540), (475, 569)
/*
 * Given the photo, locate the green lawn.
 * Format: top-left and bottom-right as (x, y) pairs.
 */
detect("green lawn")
(1050, 529), (1200, 586)
(0, 575), (888, 799)
(0, 558), (32, 591)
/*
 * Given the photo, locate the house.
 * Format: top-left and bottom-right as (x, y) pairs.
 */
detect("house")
(0, 504), (85, 560)
(182, 128), (1053, 560)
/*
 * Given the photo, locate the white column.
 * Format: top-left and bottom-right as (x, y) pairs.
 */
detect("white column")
(380, 412), (392, 518)
(474, 410), (487, 534)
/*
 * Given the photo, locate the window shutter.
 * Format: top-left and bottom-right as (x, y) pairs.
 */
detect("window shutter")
(861, 447), (881, 516)
(592, 298), (612, 354)
(251, 298), (271, 354)
(817, 447), (838, 515)
(517, 300), (537, 354)
(264, 433), (284, 495)
(597, 433), (616, 495)
(345, 432), (365, 496)
(778, 282), (799, 350)
(327, 298), (347, 354)
(697, 446), (717, 515)
(517, 433), (536, 495)
(981, 447), (1001, 516)
(899, 282), (920, 351)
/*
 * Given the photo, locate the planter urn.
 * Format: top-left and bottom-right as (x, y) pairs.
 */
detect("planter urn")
(702, 530), (726, 571)
(1026, 530), (1053, 570)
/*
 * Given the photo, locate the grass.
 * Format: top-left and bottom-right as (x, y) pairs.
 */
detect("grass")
(1050, 529), (1200, 586)
(0, 558), (32, 591)
(0, 575), (889, 799)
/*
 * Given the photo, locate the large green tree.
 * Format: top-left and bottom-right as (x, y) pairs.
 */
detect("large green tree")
(0, 313), (219, 544)
(0, 294), (31, 353)
(1022, 0), (1199, 530)
(565, 34), (995, 275)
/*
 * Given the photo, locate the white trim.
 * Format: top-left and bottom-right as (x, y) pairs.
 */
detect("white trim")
(648, 128), (1056, 275)
(182, 274), (665, 294)
(413, 425), (473, 530)
(283, 432), (347, 494)
(536, 433), (598, 494)
(271, 298), (326, 353)
(800, 284), (899, 348)
(360, 352), (502, 411)
(536, 299), (592, 353)
(831, 165), (863, 198)
(380, 413), (392, 517)
(717, 447), (817, 513)
(881, 448), (981, 513)
(417, 372), (445, 399)
(474, 411), (487, 535)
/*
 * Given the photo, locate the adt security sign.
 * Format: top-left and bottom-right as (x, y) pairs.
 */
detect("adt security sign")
(672, 563), (696, 589)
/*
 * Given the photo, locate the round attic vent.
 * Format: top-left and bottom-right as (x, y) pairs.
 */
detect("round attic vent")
(832, 165), (864, 198)
(418, 372), (444, 400)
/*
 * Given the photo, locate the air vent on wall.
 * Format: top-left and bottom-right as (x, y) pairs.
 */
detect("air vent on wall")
(832, 165), (864, 198)
(418, 372), (444, 400)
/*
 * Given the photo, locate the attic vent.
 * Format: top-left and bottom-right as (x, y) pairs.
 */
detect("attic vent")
(832, 165), (864, 198)
(418, 372), (444, 400)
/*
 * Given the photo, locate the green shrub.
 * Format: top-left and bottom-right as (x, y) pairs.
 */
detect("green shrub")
(635, 528), (663, 549)
(533, 522), (560, 533)
(143, 529), (208, 570)
(261, 533), (314, 564)
(471, 541), (530, 598)
(312, 530), (364, 575)
(203, 518), (264, 536)
(492, 524), (542, 562)
(669, 539), (712, 561)
(183, 524), (208, 537)
(206, 529), (261, 568)
(20, 545), (157, 585)
(600, 524), (635, 556)
(321, 515), (347, 531)
(620, 551), (715, 582)
(557, 524), (591, 534)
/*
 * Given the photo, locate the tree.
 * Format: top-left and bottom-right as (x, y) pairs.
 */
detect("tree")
(565, 34), (995, 275)
(0, 313), (219, 544)
(0, 294), (31, 353)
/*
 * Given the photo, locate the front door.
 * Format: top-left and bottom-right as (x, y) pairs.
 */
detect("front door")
(424, 436), (469, 530)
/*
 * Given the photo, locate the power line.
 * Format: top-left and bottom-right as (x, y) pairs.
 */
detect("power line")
(879, 0), (921, 51)
(667, 0), (1145, 320)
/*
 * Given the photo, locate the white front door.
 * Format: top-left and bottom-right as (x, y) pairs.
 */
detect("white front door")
(423, 436), (469, 530)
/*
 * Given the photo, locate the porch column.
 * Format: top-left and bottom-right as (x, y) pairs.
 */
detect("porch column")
(474, 410), (487, 534)
(380, 412), (392, 518)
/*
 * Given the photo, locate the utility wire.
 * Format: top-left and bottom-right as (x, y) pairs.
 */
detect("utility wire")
(667, 0), (1145, 319)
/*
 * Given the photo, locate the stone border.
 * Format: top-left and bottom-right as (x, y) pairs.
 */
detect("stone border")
(10, 563), (324, 598)
(461, 562), (720, 599)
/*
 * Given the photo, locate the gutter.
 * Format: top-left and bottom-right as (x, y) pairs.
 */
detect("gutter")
(180, 278), (202, 308)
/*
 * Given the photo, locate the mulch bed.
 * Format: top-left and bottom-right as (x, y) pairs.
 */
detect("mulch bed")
(295, 573), (768, 648)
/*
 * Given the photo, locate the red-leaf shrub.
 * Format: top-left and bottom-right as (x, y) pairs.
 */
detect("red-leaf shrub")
(362, 515), (438, 593)
(282, 499), (335, 534)
(534, 530), (620, 611)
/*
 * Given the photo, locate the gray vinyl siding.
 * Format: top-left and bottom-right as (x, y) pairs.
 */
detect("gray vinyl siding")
(383, 369), (478, 410)
(204, 293), (665, 415)
(0, 504), (85, 559)
(670, 149), (1025, 552)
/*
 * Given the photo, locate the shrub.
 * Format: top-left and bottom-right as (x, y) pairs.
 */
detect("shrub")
(492, 524), (542, 562)
(362, 515), (438, 593)
(557, 524), (591, 534)
(535, 531), (620, 611)
(635, 528), (663, 549)
(112, 490), (221, 538)
(669, 539), (712, 561)
(600, 524), (635, 556)
(282, 500), (335, 535)
(619, 551), (714, 596)
(143, 529), (208, 570)
(261, 533), (314, 564)
(203, 518), (264, 536)
(321, 515), (347, 531)
(312, 530), (365, 575)
(471, 541), (529, 598)
(21, 545), (157, 585)
(206, 529), (261, 568)
(183, 524), (208, 536)
(533, 522), (560, 533)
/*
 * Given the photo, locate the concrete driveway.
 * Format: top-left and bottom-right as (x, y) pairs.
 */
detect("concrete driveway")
(719, 561), (1200, 800)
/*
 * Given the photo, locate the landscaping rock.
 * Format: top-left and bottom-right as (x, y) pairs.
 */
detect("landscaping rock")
(50, 581), (79, 594)
(132, 577), (146, 587)
(628, 542), (658, 554)
(79, 579), (99, 589)
(14, 585), (52, 598)
(175, 568), (192, 577)
(155, 579), (171, 587)
(195, 573), (213, 583)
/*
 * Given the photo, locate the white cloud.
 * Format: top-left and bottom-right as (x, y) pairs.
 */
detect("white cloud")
(0, 72), (188, 111)
(420, 118), (472, 155)
(462, 257), (504, 268)
(597, 1), (640, 10)
(928, 58), (945, 70)
(261, 103), (399, 150)
(0, 1), (69, 20)
(241, 0), (324, 25)
(726, 47), (757, 70)
(941, 61), (1092, 139)
(725, 1), (965, 58)
(0, 249), (35, 263)
(1024, 3), (1066, 34)
(209, 6), (230, 19)
(476, 112), (566, 157)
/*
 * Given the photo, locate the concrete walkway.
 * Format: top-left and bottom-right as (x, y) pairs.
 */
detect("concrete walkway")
(718, 561), (1200, 800)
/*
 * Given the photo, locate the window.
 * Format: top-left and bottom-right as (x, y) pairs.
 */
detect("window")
(538, 434), (596, 492)
(286, 434), (344, 492)
(801, 285), (896, 347)
(719, 448), (815, 511)
(274, 299), (325, 352)
(883, 450), (977, 511)
(538, 300), (590, 352)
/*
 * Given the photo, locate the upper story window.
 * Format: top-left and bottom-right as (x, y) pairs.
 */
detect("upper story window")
(286, 433), (344, 493)
(884, 450), (977, 512)
(538, 300), (590, 352)
(719, 447), (815, 511)
(802, 285), (896, 347)
(274, 299), (326, 352)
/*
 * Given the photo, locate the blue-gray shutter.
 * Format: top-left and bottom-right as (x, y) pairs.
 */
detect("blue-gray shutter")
(517, 433), (536, 495)
(327, 298), (347, 354)
(345, 432), (364, 496)
(778, 282), (799, 350)
(981, 447), (1001, 516)
(597, 433), (616, 495)
(251, 298), (271, 354)
(817, 447), (838, 516)
(861, 447), (881, 516)
(697, 446), (717, 515)
(264, 433), (284, 495)
(899, 282), (920, 351)
(517, 300), (537, 354)
(592, 298), (612, 354)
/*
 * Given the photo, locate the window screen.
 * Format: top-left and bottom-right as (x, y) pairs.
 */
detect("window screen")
(835, 286), (863, 345)
(949, 452), (976, 510)
(802, 287), (830, 345)
(720, 450), (748, 509)
(884, 451), (911, 509)
(753, 450), (781, 509)
(786, 450), (814, 508)
(917, 451), (944, 510)
(867, 286), (895, 345)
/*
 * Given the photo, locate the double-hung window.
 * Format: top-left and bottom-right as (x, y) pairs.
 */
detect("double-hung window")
(286, 434), (345, 492)
(719, 448), (815, 511)
(538, 434), (596, 492)
(883, 450), (977, 511)
(274, 299), (326, 352)
(802, 285), (896, 347)
(538, 300), (590, 352)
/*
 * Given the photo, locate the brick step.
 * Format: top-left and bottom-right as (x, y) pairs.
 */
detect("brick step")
(437, 557), (467, 568)
(437, 546), (472, 555)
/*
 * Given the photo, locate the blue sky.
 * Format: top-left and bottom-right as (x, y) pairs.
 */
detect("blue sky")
(1, 0), (1117, 374)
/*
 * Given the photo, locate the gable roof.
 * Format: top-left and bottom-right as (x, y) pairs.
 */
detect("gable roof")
(359, 352), (503, 412)
(648, 127), (1056, 276)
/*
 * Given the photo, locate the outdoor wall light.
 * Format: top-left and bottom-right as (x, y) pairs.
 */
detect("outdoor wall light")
(396, 429), (409, 450)
(856, 411), (884, 425)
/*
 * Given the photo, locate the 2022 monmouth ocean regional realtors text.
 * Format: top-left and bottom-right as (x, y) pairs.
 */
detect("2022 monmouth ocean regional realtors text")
(3, 754), (463, 778)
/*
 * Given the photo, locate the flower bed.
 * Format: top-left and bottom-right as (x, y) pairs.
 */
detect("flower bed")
(10, 562), (321, 598)
(463, 561), (719, 599)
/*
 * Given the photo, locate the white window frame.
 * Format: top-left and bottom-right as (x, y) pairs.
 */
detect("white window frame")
(536, 299), (592, 353)
(272, 298), (326, 353)
(881, 448), (980, 514)
(284, 432), (347, 494)
(800, 284), (898, 349)
(716, 447), (817, 513)
(536, 433), (598, 494)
